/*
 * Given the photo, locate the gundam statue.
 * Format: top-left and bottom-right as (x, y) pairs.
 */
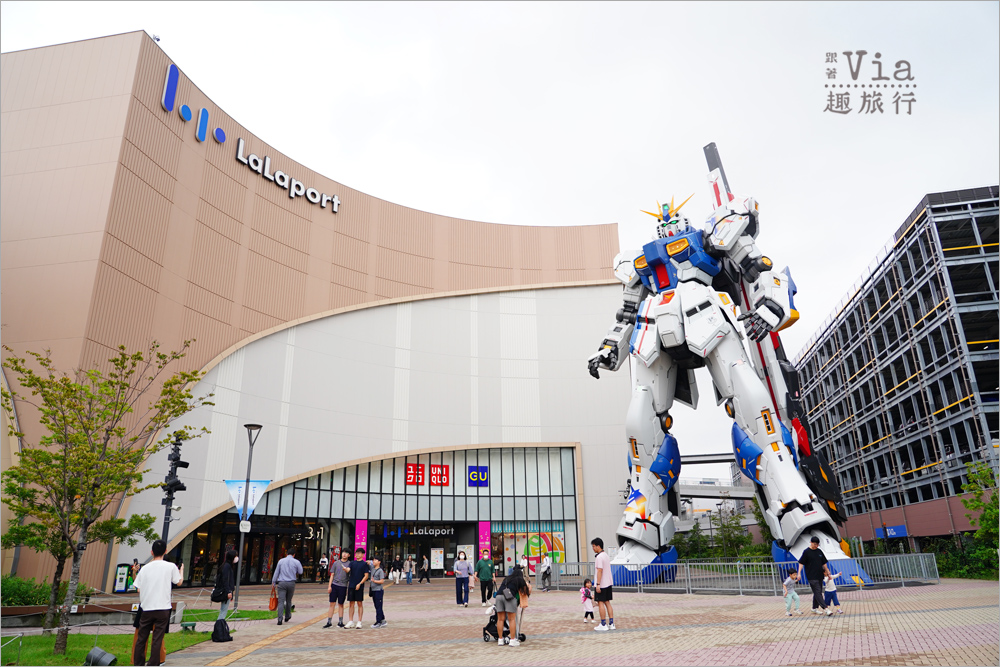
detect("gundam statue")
(588, 144), (849, 570)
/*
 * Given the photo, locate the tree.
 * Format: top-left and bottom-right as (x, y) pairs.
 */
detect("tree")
(686, 521), (709, 558)
(0, 522), (72, 633)
(960, 461), (998, 546)
(751, 497), (775, 546)
(712, 502), (752, 557)
(668, 529), (689, 558)
(1, 341), (212, 655)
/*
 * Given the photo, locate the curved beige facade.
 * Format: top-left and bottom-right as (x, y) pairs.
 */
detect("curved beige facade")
(1, 32), (618, 587)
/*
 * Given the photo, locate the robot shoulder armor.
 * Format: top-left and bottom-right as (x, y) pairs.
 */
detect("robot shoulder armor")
(613, 249), (643, 287)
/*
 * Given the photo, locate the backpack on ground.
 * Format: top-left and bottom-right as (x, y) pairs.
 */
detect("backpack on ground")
(211, 618), (233, 642)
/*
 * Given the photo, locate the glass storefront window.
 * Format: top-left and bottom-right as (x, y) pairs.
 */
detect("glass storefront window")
(280, 487), (293, 516)
(455, 495), (466, 521)
(489, 449), (502, 496)
(307, 475), (319, 489)
(343, 493), (356, 519)
(305, 489), (318, 518)
(293, 488), (306, 516)
(430, 495), (442, 521)
(442, 495), (454, 521)
(442, 451), (454, 495)
(525, 449), (538, 495)
(549, 449), (563, 495)
(357, 493), (369, 519)
(382, 459), (394, 494)
(539, 496), (551, 520)
(320, 470), (331, 490)
(501, 448), (514, 496)
(319, 490), (331, 518)
(332, 467), (344, 491)
(538, 448), (550, 495)
(345, 466), (356, 492)
(369, 493), (380, 519)
(418, 495), (429, 520)
(369, 460), (381, 493)
(453, 450), (466, 497)
(480, 496), (491, 521)
(357, 463), (370, 492)
(513, 448), (526, 495)
(394, 457), (405, 492)
(405, 495), (417, 520)
(551, 496), (563, 520)
(418, 454), (430, 496)
(393, 495), (404, 521)
(563, 496), (576, 519)
(467, 496), (478, 521)
(562, 449), (575, 494)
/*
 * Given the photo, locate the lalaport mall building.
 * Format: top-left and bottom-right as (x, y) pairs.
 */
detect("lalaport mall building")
(0, 32), (635, 590)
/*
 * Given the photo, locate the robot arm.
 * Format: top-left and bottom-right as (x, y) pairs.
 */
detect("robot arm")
(589, 251), (644, 378)
(705, 198), (796, 342)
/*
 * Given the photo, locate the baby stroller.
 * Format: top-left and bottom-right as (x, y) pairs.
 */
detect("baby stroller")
(482, 603), (526, 643)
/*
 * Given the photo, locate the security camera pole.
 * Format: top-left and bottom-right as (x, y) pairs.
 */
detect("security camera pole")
(161, 432), (189, 543)
(233, 424), (262, 612)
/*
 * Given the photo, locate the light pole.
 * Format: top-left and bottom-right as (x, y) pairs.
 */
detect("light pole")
(706, 510), (714, 553)
(716, 502), (728, 558)
(233, 423), (262, 612)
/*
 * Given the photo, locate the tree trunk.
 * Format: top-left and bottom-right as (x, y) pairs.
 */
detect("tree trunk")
(42, 554), (67, 634)
(53, 534), (85, 656)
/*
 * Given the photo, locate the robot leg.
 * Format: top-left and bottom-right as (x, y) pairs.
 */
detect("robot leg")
(614, 356), (681, 565)
(707, 331), (843, 561)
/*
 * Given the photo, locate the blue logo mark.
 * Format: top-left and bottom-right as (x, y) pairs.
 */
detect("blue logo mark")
(161, 64), (225, 144)
(468, 466), (489, 487)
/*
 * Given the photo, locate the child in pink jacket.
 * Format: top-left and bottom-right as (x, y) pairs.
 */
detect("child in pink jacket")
(581, 578), (595, 623)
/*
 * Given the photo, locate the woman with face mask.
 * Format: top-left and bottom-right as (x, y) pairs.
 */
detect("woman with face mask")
(217, 550), (238, 620)
(453, 551), (473, 607)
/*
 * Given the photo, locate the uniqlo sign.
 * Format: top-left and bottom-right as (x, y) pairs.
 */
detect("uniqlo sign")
(405, 463), (425, 486)
(430, 465), (450, 486)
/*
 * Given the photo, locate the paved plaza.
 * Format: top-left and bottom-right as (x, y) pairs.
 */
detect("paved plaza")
(154, 578), (999, 666)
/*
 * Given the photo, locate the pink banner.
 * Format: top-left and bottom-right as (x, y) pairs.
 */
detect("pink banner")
(354, 520), (368, 554)
(478, 521), (492, 558)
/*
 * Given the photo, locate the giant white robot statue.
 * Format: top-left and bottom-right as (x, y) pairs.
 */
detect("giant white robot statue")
(589, 144), (849, 571)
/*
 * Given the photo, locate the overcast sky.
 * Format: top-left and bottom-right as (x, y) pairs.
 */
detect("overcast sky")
(3, 1), (998, 485)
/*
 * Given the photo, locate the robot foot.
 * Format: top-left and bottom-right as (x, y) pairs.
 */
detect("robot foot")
(611, 540), (659, 566)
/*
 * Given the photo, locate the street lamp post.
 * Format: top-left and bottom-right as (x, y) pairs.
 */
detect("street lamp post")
(706, 510), (714, 552)
(233, 424), (262, 612)
(716, 502), (728, 558)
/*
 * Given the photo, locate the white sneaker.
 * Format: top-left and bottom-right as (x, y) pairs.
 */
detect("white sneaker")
(482, 602), (487, 607)
(609, 623), (616, 630)
(498, 637), (505, 646)
(825, 608), (833, 616)
(796, 610), (803, 615)
(786, 612), (792, 616)
(813, 609), (823, 615)
(594, 624), (609, 631)
(508, 639), (520, 647)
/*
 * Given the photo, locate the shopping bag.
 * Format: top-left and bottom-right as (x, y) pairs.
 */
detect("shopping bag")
(268, 585), (278, 611)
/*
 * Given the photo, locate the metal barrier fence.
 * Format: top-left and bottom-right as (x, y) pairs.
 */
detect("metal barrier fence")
(552, 553), (939, 596)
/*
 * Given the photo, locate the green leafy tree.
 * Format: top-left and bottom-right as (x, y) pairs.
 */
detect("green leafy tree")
(686, 521), (709, 558)
(712, 506), (752, 557)
(960, 462), (998, 546)
(0, 522), (72, 632)
(1, 341), (212, 655)
(751, 497), (775, 546)
(668, 529), (689, 558)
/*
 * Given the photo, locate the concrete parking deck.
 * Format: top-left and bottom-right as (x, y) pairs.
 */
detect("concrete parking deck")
(148, 578), (1000, 666)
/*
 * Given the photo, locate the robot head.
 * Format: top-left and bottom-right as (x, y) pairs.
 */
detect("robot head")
(642, 194), (694, 238)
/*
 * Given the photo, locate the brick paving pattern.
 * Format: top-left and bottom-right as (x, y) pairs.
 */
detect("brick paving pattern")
(159, 578), (998, 666)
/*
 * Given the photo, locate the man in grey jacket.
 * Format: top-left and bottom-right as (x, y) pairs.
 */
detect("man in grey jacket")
(271, 548), (303, 625)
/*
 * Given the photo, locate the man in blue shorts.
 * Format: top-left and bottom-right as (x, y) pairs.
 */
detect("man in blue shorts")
(346, 548), (371, 629)
(323, 549), (352, 628)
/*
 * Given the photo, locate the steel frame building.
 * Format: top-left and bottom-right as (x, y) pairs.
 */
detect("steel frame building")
(793, 186), (998, 543)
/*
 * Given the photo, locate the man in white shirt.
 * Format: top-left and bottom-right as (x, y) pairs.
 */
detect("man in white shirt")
(132, 539), (182, 666)
(591, 537), (615, 631)
(540, 553), (553, 591)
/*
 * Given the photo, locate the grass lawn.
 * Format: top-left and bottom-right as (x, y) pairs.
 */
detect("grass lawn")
(182, 608), (276, 622)
(3, 630), (210, 666)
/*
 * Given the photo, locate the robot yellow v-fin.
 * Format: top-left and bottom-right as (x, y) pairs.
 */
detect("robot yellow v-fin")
(589, 144), (851, 577)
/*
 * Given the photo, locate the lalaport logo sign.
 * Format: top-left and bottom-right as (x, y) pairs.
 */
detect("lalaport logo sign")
(160, 63), (341, 213)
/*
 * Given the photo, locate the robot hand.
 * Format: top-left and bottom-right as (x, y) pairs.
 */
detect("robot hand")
(587, 347), (616, 379)
(738, 298), (783, 342)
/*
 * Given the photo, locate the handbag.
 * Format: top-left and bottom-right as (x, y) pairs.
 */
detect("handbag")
(501, 586), (515, 601)
(210, 587), (227, 603)
(268, 585), (278, 611)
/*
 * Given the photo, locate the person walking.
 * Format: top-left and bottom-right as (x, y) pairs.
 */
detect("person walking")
(540, 552), (553, 591)
(271, 547), (303, 626)
(323, 549), (352, 628)
(824, 571), (845, 614)
(454, 551), (473, 606)
(214, 550), (237, 621)
(131, 539), (183, 666)
(782, 569), (803, 616)
(476, 549), (495, 606)
(591, 537), (615, 631)
(581, 578), (595, 622)
(798, 536), (834, 616)
(494, 566), (530, 647)
(318, 553), (329, 582)
(419, 554), (431, 584)
(404, 555), (414, 584)
(390, 555), (403, 585)
(369, 555), (387, 628)
(346, 547), (371, 628)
